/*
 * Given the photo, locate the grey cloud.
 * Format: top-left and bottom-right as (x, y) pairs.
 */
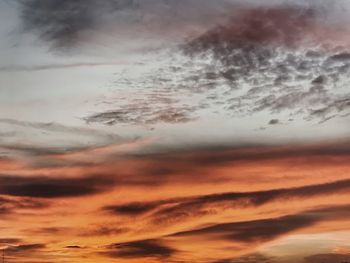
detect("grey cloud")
(0, 144), (100, 157)
(180, 5), (350, 123)
(0, 118), (121, 141)
(268, 119), (280, 125)
(91, 4), (350, 127)
(18, 0), (233, 51)
(85, 105), (196, 126)
(19, 0), (98, 50)
(85, 89), (198, 126)
(0, 118), (125, 158)
(0, 62), (123, 72)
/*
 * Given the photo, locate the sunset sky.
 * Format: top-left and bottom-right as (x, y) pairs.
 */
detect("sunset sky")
(1, 1), (350, 262)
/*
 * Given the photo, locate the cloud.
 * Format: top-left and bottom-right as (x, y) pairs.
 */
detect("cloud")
(212, 253), (275, 263)
(169, 204), (350, 244)
(0, 174), (114, 198)
(68, 2), (350, 127)
(102, 239), (176, 259)
(0, 118), (127, 160)
(5, 243), (46, 254)
(185, 6), (317, 51)
(143, 139), (350, 165)
(2, 138), (350, 197)
(104, 201), (161, 216)
(25, 227), (71, 236)
(19, 0), (97, 50)
(18, 0), (233, 51)
(0, 196), (48, 215)
(79, 225), (128, 237)
(0, 118), (121, 142)
(0, 144), (99, 157)
(64, 245), (83, 249)
(85, 106), (197, 126)
(116, 139), (350, 185)
(181, 5), (350, 123)
(304, 253), (350, 263)
(0, 238), (22, 245)
(0, 62), (124, 72)
(104, 178), (350, 227)
(97, 205), (350, 262)
(3, 243), (48, 263)
(103, 3), (348, 127)
(268, 119), (280, 125)
(84, 90), (198, 126)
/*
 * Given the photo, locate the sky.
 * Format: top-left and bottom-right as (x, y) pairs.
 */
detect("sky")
(0, 0), (350, 262)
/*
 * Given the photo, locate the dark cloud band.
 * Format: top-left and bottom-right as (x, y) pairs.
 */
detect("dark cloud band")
(0, 174), (114, 198)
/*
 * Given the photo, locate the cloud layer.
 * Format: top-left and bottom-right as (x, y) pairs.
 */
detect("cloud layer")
(1, 1), (350, 263)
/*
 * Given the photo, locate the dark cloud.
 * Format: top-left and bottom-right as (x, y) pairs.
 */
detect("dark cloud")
(185, 6), (317, 52)
(25, 227), (71, 236)
(180, 4), (350, 123)
(104, 202), (161, 216)
(5, 243), (46, 253)
(104, 178), (350, 228)
(114, 140), (350, 187)
(152, 180), (350, 223)
(64, 245), (82, 249)
(0, 196), (48, 215)
(0, 238), (22, 245)
(268, 119), (280, 125)
(98, 205), (350, 262)
(19, 0), (97, 50)
(18, 0), (232, 51)
(0, 144), (97, 157)
(0, 174), (114, 198)
(98, 4), (349, 127)
(2, 139), (346, 195)
(304, 253), (350, 263)
(0, 62), (122, 72)
(170, 205), (350, 243)
(79, 225), (128, 237)
(310, 97), (350, 122)
(3, 243), (50, 262)
(212, 253), (275, 263)
(17, 1), (350, 127)
(75, 3), (350, 127)
(137, 139), (350, 168)
(85, 95), (197, 126)
(102, 239), (176, 259)
(0, 118), (121, 143)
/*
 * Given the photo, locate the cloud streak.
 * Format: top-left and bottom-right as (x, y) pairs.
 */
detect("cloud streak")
(103, 178), (350, 231)
(168, 204), (350, 248)
(102, 239), (176, 259)
(0, 174), (114, 198)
